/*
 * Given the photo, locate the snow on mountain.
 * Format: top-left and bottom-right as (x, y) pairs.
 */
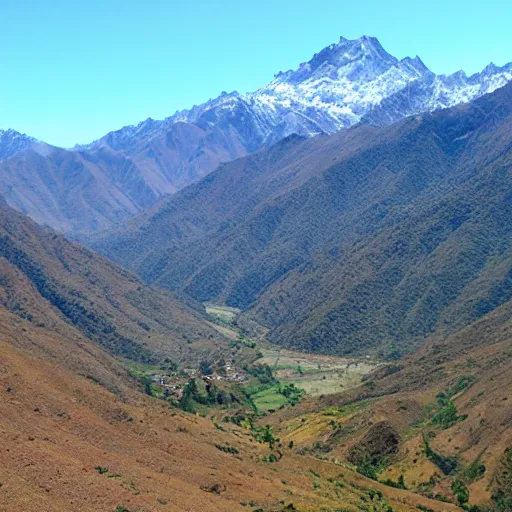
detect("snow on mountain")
(361, 60), (512, 126)
(82, 36), (512, 156)
(247, 36), (429, 137)
(0, 129), (37, 160)
(2, 36), (511, 235)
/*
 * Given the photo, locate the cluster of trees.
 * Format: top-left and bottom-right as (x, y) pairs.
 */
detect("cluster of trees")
(247, 364), (276, 385)
(178, 378), (246, 413)
(422, 435), (459, 475)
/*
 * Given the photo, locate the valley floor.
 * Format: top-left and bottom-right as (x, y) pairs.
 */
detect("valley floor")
(255, 348), (380, 397)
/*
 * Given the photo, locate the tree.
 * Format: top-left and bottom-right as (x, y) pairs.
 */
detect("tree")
(199, 360), (213, 376)
(142, 376), (153, 396)
(451, 480), (469, 507)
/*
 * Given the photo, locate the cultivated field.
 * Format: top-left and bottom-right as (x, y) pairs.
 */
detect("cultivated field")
(256, 348), (380, 396)
(205, 304), (241, 323)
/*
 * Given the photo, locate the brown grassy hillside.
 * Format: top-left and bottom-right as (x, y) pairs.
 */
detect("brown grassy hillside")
(0, 202), (226, 366)
(266, 300), (512, 511)
(0, 303), (461, 512)
(0, 202), (463, 511)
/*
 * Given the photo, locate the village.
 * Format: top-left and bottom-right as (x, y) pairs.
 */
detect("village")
(149, 357), (248, 400)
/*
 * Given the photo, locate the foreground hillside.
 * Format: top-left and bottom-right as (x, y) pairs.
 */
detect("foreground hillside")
(93, 83), (512, 358)
(1, 301), (463, 512)
(266, 299), (512, 511)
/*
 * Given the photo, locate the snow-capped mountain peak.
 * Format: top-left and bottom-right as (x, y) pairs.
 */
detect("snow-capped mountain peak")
(84, 35), (512, 155)
(244, 36), (437, 137)
(275, 35), (398, 86)
(400, 56), (431, 75)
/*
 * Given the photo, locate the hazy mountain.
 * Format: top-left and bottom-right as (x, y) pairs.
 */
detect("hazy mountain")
(92, 82), (512, 357)
(2, 36), (510, 235)
(0, 145), (164, 233)
(0, 128), (38, 159)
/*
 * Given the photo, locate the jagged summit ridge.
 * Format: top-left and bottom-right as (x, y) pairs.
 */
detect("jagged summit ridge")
(0, 129), (37, 159)
(82, 35), (512, 153)
(277, 35), (399, 85)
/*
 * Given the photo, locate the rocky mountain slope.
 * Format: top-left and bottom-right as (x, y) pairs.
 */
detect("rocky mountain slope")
(0, 145), (164, 233)
(2, 36), (511, 235)
(92, 82), (512, 358)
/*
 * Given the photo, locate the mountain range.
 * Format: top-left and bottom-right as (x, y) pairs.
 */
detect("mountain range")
(1, 36), (511, 234)
(2, 34), (512, 512)
(92, 81), (512, 358)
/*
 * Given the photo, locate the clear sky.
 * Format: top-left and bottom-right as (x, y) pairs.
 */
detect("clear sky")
(1, 0), (511, 147)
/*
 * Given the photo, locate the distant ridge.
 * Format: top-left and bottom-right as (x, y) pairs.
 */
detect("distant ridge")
(0, 128), (37, 159)
(1, 36), (511, 234)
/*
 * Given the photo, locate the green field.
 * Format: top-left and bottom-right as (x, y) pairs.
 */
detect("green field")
(205, 304), (240, 323)
(255, 348), (379, 397)
(203, 305), (379, 401)
(249, 385), (290, 411)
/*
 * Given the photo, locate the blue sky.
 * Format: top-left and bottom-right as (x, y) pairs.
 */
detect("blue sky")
(1, 0), (511, 147)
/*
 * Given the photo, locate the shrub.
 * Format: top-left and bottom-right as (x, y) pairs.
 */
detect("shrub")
(381, 474), (407, 489)
(215, 444), (239, 455)
(247, 364), (276, 385)
(199, 360), (213, 376)
(463, 453), (486, 483)
(357, 459), (378, 480)
(431, 397), (467, 429)
(142, 376), (153, 396)
(451, 480), (469, 506)
(422, 436), (458, 475)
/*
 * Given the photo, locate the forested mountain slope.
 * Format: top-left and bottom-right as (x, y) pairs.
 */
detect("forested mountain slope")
(93, 83), (512, 356)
